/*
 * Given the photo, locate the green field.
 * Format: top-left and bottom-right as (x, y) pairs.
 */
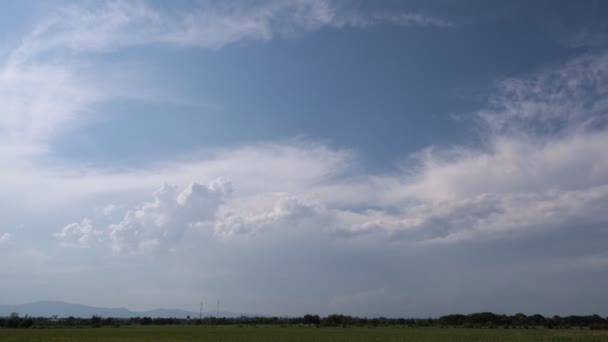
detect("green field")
(1, 326), (608, 341)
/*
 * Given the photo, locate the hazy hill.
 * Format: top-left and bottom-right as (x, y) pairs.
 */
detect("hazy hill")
(0, 301), (251, 318)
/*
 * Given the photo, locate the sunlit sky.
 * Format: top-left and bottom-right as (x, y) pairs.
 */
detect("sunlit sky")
(1, 0), (608, 317)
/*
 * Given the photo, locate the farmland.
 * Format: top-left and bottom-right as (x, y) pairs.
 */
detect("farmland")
(1, 326), (608, 342)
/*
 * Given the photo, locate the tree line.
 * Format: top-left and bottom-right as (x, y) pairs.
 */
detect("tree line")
(1, 312), (607, 329)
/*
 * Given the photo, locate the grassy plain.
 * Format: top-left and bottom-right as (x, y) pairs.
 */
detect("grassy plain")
(1, 325), (608, 341)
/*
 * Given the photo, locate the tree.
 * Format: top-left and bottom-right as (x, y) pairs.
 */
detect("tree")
(102, 317), (115, 326)
(7, 313), (20, 328)
(303, 314), (320, 325)
(91, 315), (102, 327)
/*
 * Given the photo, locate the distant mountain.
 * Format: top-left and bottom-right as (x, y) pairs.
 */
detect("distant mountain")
(0, 301), (253, 318)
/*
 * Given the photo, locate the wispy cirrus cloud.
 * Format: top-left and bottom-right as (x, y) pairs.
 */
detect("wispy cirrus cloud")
(0, 50), (101, 155)
(335, 11), (453, 29)
(479, 52), (608, 135)
(0, 0), (452, 163)
(12, 0), (452, 61)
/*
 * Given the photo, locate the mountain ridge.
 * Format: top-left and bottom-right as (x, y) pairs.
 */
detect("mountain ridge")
(0, 301), (254, 318)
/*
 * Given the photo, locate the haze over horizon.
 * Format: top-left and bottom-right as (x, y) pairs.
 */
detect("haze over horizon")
(1, 0), (608, 318)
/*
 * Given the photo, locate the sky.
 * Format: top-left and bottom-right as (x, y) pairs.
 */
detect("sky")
(1, 0), (608, 318)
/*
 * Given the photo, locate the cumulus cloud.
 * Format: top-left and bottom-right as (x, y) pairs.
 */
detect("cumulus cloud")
(52, 141), (351, 252)
(214, 196), (327, 237)
(55, 218), (99, 248)
(107, 178), (231, 253)
(62, 177), (332, 252)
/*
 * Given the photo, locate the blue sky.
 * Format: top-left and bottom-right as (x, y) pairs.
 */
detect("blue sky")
(1, 0), (608, 317)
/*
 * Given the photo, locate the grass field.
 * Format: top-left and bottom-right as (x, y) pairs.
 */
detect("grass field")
(1, 326), (608, 341)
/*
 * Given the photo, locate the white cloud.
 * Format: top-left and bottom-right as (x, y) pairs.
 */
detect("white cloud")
(40, 141), (352, 209)
(339, 185), (608, 243)
(578, 252), (608, 270)
(331, 52), (608, 243)
(0, 233), (11, 245)
(108, 178), (231, 254)
(47, 140), (351, 253)
(52, 50), (608, 251)
(11, 0), (452, 59)
(1, 0), (427, 212)
(337, 11), (453, 29)
(214, 196), (327, 238)
(0, 53), (101, 155)
(478, 52), (608, 135)
(59, 124), (608, 250)
(102, 204), (119, 217)
(55, 218), (99, 248)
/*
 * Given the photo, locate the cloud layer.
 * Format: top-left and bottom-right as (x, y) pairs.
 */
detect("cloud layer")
(47, 47), (608, 253)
